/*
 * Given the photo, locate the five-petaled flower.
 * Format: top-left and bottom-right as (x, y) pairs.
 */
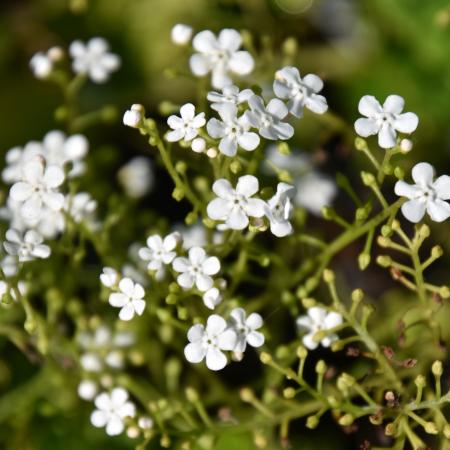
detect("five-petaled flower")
(354, 95), (418, 149)
(172, 246), (220, 292)
(9, 156), (65, 222)
(138, 232), (180, 275)
(90, 388), (136, 436)
(229, 308), (265, 353)
(108, 278), (146, 321)
(246, 95), (294, 140)
(296, 306), (343, 350)
(207, 85), (254, 112)
(3, 228), (51, 262)
(189, 29), (254, 89)
(166, 103), (206, 142)
(207, 175), (266, 230)
(395, 162), (450, 223)
(207, 103), (260, 156)
(273, 66), (328, 118)
(265, 182), (295, 237)
(69, 37), (121, 83)
(184, 314), (237, 370)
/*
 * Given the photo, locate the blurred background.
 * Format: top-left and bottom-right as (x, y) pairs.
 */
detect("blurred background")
(1, 0), (450, 448)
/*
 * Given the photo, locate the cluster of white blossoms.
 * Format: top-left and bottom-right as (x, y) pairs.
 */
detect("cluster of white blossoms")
(30, 37), (121, 84)
(185, 308), (265, 371)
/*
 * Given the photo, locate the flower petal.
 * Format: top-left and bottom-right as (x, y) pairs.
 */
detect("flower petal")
(401, 199), (426, 223)
(378, 124), (397, 149)
(206, 314), (227, 335)
(394, 180), (421, 199)
(202, 256), (220, 275)
(119, 303), (135, 321)
(205, 347), (227, 371)
(236, 175), (259, 197)
(247, 331), (265, 348)
(393, 112), (418, 134)
(228, 51), (254, 75)
(427, 199), (450, 222)
(358, 95), (382, 117)
(383, 95), (404, 114)
(212, 178), (233, 198)
(433, 175), (450, 200)
(207, 198), (232, 220)
(184, 342), (206, 363)
(412, 162), (435, 187)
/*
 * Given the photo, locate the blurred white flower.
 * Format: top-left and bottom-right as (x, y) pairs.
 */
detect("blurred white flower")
(173, 246), (220, 292)
(207, 85), (254, 111)
(171, 24), (193, 45)
(9, 156), (65, 222)
(118, 157), (154, 199)
(69, 37), (121, 83)
(166, 103), (206, 142)
(65, 192), (97, 224)
(246, 95), (294, 140)
(138, 416), (154, 430)
(395, 162), (450, 223)
(229, 308), (265, 353)
(109, 278), (146, 321)
(4, 228), (51, 262)
(295, 172), (337, 216)
(184, 314), (237, 371)
(123, 104), (144, 128)
(354, 95), (418, 149)
(190, 29), (254, 89)
(273, 66), (328, 117)
(265, 182), (295, 237)
(78, 379), (98, 401)
(207, 175), (266, 230)
(90, 388), (136, 436)
(29, 47), (63, 79)
(207, 103), (259, 156)
(100, 267), (119, 288)
(296, 306), (343, 350)
(138, 232), (180, 276)
(202, 287), (222, 310)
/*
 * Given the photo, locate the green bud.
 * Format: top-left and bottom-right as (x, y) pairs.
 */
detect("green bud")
(283, 387), (296, 399)
(306, 415), (319, 429)
(431, 245), (443, 259)
(202, 218), (216, 229)
(193, 176), (209, 193)
(165, 294), (177, 305)
(369, 413), (383, 425)
(424, 422), (438, 435)
(54, 106), (68, 122)
(439, 286), (450, 299)
(177, 307), (188, 320)
(382, 163), (393, 175)
(101, 105), (118, 123)
(417, 224), (430, 239)
(323, 269), (335, 283)
(432, 360), (443, 377)
(331, 340), (344, 352)
(185, 211), (198, 225)
(281, 37), (298, 56)
(240, 387), (254, 402)
(277, 142), (291, 155)
(377, 236), (390, 248)
(414, 374), (426, 388)
(322, 206), (334, 220)
(354, 137), (368, 151)
(159, 101), (177, 115)
(384, 422), (396, 436)
(279, 170), (293, 183)
(351, 289), (364, 303)
(361, 171), (376, 186)
(326, 396), (339, 408)
(394, 166), (405, 179)
(358, 253), (371, 270)
(275, 346), (290, 359)
(175, 161), (187, 174)
(443, 424), (450, 438)
(376, 255), (392, 267)
(185, 387), (199, 402)
(230, 160), (241, 174)
(160, 434), (171, 448)
(355, 207), (369, 221)
(172, 187), (185, 201)
(381, 225), (393, 237)
(338, 414), (354, 426)
(169, 282), (180, 293)
(315, 360), (327, 374)
(260, 352), (272, 364)
(301, 297), (316, 308)
(259, 255), (270, 267)
(24, 319), (37, 333)
(296, 346), (308, 360)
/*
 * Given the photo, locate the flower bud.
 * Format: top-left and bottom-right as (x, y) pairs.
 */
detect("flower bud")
(283, 387), (296, 399)
(439, 286), (450, 299)
(160, 434), (171, 448)
(315, 360), (327, 374)
(171, 24), (193, 46)
(355, 137), (368, 151)
(351, 289), (364, 303)
(414, 374), (426, 388)
(296, 346), (308, 360)
(394, 166), (405, 179)
(172, 187), (185, 201)
(306, 415), (319, 429)
(400, 138), (413, 153)
(376, 255), (392, 267)
(358, 253), (371, 270)
(175, 161), (187, 174)
(185, 211), (198, 225)
(361, 171), (376, 186)
(432, 360), (443, 377)
(260, 352), (272, 364)
(431, 245), (443, 259)
(230, 160), (241, 174)
(240, 387), (254, 402)
(323, 269), (335, 283)
(424, 422), (438, 434)
(191, 137), (206, 153)
(185, 387), (199, 402)
(384, 422), (396, 436)
(281, 37), (298, 56)
(338, 414), (354, 426)
(123, 104), (145, 128)
(277, 142), (291, 155)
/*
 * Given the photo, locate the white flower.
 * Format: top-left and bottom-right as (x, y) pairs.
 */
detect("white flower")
(166, 103), (206, 142)
(100, 267), (119, 288)
(108, 278), (146, 321)
(172, 246), (220, 292)
(90, 388), (136, 436)
(138, 232), (179, 274)
(0, 280), (26, 303)
(4, 229), (51, 262)
(171, 24), (193, 45)
(395, 162), (450, 223)
(29, 47), (63, 79)
(184, 315), (237, 371)
(190, 29), (254, 89)
(295, 172), (337, 216)
(138, 416), (154, 430)
(207, 175), (266, 230)
(229, 308), (265, 353)
(69, 37), (120, 83)
(78, 380), (98, 401)
(207, 104), (260, 156)
(118, 157), (154, 198)
(246, 95), (294, 140)
(202, 287), (222, 310)
(1, 255), (19, 278)
(2, 142), (43, 184)
(123, 104), (144, 128)
(9, 156), (65, 221)
(273, 66), (328, 117)
(296, 307), (343, 350)
(65, 192), (97, 223)
(207, 85), (254, 112)
(265, 182), (295, 237)
(354, 95), (419, 149)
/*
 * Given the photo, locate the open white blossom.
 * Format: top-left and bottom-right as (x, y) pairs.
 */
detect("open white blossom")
(9, 157), (65, 222)
(4, 229), (51, 262)
(90, 388), (136, 436)
(118, 156), (154, 198)
(395, 162), (450, 223)
(246, 95), (294, 140)
(108, 278), (146, 321)
(296, 306), (343, 350)
(202, 287), (222, 310)
(207, 104), (260, 156)
(295, 172), (337, 216)
(166, 103), (206, 142)
(273, 66), (328, 117)
(138, 232), (180, 275)
(171, 24), (193, 45)
(229, 308), (265, 353)
(173, 246), (220, 292)
(184, 314), (237, 371)
(265, 182), (295, 237)
(207, 85), (254, 111)
(69, 37), (120, 83)
(354, 95), (419, 149)
(190, 29), (254, 89)
(207, 175), (266, 230)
